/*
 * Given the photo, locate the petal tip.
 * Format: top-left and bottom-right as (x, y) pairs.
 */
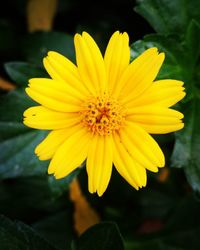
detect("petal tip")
(48, 162), (55, 174)
(74, 33), (82, 41)
(97, 189), (104, 197)
(48, 168), (54, 174)
(113, 30), (120, 35)
(149, 47), (158, 54)
(54, 174), (63, 180)
(159, 52), (165, 61)
(43, 57), (48, 68)
(23, 108), (28, 117)
(25, 88), (35, 100)
(135, 185), (139, 191)
(82, 31), (90, 37)
(47, 51), (57, 57)
(34, 145), (40, 154)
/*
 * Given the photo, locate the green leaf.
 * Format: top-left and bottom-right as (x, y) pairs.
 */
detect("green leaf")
(21, 31), (75, 67)
(72, 222), (124, 250)
(131, 35), (185, 80)
(0, 215), (59, 250)
(135, 0), (200, 35)
(125, 195), (200, 250)
(135, 0), (188, 34)
(171, 96), (200, 192)
(0, 88), (33, 123)
(125, 233), (200, 250)
(130, 34), (194, 102)
(0, 88), (80, 183)
(48, 169), (80, 197)
(0, 175), (75, 220)
(33, 211), (74, 250)
(135, 34), (188, 77)
(0, 94), (47, 178)
(0, 130), (48, 179)
(0, 89), (48, 178)
(5, 62), (48, 87)
(130, 11), (200, 195)
(0, 89), (34, 143)
(185, 20), (200, 64)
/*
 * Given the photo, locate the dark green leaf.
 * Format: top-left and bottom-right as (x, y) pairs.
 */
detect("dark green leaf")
(148, 34), (187, 77)
(48, 169), (80, 197)
(135, 0), (188, 34)
(5, 62), (48, 87)
(0, 130), (48, 179)
(0, 89), (34, 123)
(130, 34), (194, 102)
(0, 89), (48, 178)
(135, 0), (200, 35)
(0, 215), (59, 250)
(129, 11), (200, 224)
(0, 88), (80, 183)
(125, 195), (200, 250)
(131, 35), (185, 80)
(33, 211), (74, 250)
(185, 20), (200, 64)
(171, 97), (200, 192)
(125, 232), (200, 250)
(0, 176), (74, 220)
(21, 31), (75, 67)
(73, 222), (124, 250)
(0, 83), (27, 140)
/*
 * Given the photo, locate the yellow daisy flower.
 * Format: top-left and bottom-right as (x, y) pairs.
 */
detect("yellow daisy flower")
(23, 31), (185, 196)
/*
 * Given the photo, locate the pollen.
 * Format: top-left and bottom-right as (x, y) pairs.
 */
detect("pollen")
(81, 95), (126, 135)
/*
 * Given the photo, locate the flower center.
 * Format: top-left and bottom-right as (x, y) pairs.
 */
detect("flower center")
(80, 95), (126, 135)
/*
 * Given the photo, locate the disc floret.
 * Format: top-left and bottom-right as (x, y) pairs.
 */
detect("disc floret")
(81, 95), (126, 135)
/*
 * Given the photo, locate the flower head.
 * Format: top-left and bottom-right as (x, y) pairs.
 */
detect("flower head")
(23, 31), (185, 196)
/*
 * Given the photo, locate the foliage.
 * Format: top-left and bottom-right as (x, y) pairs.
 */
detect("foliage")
(0, 0), (200, 249)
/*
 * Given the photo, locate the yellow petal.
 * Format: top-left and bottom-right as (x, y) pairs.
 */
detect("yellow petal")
(127, 105), (184, 118)
(128, 115), (183, 125)
(113, 47), (157, 97)
(48, 127), (90, 177)
(113, 150), (139, 189)
(29, 78), (84, 102)
(43, 51), (89, 96)
(135, 162), (147, 187)
(134, 123), (184, 134)
(119, 126), (160, 172)
(98, 135), (113, 196)
(113, 133), (146, 188)
(86, 134), (98, 194)
(35, 125), (81, 160)
(125, 79), (186, 108)
(25, 87), (81, 112)
(114, 48), (164, 100)
(127, 106), (184, 134)
(82, 32), (107, 94)
(74, 32), (106, 95)
(123, 53), (165, 103)
(23, 106), (80, 130)
(86, 135), (113, 196)
(124, 122), (165, 168)
(104, 31), (130, 94)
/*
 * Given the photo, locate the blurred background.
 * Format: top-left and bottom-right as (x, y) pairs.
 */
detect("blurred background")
(0, 0), (200, 250)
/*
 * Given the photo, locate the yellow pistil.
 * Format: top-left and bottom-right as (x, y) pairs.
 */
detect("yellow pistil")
(81, 95), (126, 135)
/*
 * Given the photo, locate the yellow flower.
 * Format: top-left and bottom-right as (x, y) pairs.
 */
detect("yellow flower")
(23, 31), (185, 196)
